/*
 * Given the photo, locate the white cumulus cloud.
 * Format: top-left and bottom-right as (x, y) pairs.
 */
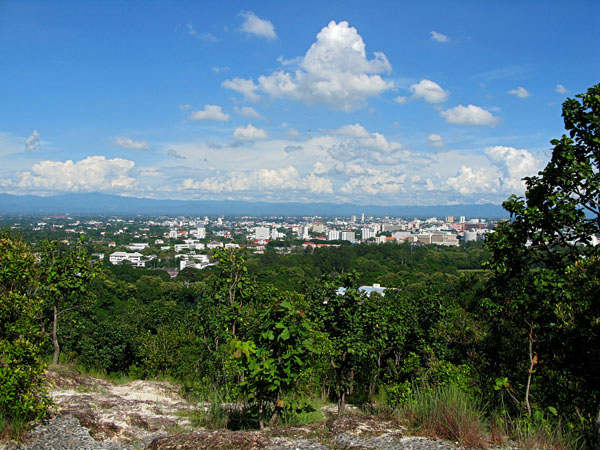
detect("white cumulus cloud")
(224, 21), (393, 110)
(25, 130), (40, 152)
(430, 31), (449, 42)
(221, 77), (261, 102)
(326, 124), (407, 165)
(233, 105), (264, 120)
(446, 165), (500, 195)
(304, 173), (333, 194)
(17, 156), (136, 193)
(427, 134), (445, 147)
(440, 104), (500, 126)
(485, 145), (539, 192)
(233, 124), (268, 141)
(508, 86), (530, 98)
(328, 123), (370, 137)
(240, 11), (276, 39)
(190, 105), (230, 121)
(113, 137), (149, 150)
(410, 79), (449, 103)
(340, 168), (406, 196)
(181, 165), (332, 196)
(313, 161), (327, 174)
(555, 84), (568, 94)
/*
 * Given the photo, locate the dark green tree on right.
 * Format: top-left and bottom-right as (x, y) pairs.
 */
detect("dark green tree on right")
(484, 84), (600, 431)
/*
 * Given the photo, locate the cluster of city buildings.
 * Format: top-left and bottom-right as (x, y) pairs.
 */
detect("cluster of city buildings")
(5, 213), (493, 273)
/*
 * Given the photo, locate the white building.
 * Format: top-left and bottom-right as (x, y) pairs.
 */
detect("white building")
(327, 230), (340, 241)
(127, 243), (149, 251)
(361, 227), (376, 241)
(109, 252), (143, 265)
(464, 231), (478, 243)
(312, 222), (325, 233)
(255, 226), (270, 240)
(341, 230), (356, 243)
(191, 227), (206, 239)
(271, 228), (285, 240)
(297, 225), (310, 240)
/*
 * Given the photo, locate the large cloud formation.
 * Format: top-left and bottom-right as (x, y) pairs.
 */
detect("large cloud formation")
(223, 21), (393, 110)
(182, 165), (333, 196)
(16, 156), (136, 193)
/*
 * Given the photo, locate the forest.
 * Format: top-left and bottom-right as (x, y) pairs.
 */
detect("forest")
(1, 85), (599, 449)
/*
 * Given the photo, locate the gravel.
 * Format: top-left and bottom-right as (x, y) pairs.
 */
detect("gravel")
(1, 414), (135, 450)
(1, 414), (465, 450)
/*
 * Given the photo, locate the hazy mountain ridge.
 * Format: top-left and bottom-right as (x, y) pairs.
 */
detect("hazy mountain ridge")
(0, 193), (508, 218)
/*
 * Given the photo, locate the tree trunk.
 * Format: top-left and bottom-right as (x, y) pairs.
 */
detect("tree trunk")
(52, 305), (60, 365)
(338, 391), (346, 415)
(258, 399), (264, 430)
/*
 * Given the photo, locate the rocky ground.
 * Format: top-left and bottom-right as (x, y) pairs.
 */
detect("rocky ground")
(1, 367), (471, 450)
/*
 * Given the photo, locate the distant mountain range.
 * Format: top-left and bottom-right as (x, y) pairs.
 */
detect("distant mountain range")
(0, 193), (509, 219)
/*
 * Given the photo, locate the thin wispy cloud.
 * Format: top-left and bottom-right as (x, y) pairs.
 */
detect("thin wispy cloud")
(187, 24), (217, 42)
(555, 84), (568, 94)
(430, 31), (449, 42)
(113, 137), (149, 150)
(473, 64), (534, 82)
(25, 130), (40, 152)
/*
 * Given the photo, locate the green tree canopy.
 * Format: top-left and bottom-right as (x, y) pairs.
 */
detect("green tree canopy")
(484, 84), (600, 429)
(0, 231), (50, 437)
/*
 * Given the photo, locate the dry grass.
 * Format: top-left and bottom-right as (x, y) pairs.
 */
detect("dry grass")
(401, 384), (488, 449)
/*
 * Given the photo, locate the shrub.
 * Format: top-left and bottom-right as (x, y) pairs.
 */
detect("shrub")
(0, 232), (51, 438)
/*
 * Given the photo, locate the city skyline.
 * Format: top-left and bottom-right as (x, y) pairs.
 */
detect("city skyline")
(1, 1), (598, 206)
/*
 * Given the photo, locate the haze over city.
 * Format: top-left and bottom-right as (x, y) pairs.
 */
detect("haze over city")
(1, 1), (598, 207)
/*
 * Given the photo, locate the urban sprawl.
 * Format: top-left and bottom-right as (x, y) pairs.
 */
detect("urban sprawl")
(4, 214), (493, 276)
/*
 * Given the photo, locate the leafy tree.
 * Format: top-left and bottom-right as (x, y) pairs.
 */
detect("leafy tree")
(304, 273), (375, 414)
(484, 84), (600, 427)
(230, 288), (319, 429)
(0, 231), (50, 436)
(36, 238), (97, 364)
(212, 249), (255, 337)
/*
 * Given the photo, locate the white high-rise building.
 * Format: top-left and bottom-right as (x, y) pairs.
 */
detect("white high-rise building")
(361, 227), (376, 240)
(341, 230), (356, 243)
(297, 225), (310, 239)
(327, 230), (340, 241)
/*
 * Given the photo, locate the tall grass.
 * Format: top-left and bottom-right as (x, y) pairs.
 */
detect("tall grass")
(492, 411), (584, 450)
(401, 383), (488, 449)
(0, 410), (28, 441)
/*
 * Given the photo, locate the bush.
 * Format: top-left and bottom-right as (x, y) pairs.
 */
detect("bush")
(0, 232), (51, 438)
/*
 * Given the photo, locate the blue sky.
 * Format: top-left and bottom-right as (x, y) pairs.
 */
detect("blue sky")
(1, 1), (598, 205)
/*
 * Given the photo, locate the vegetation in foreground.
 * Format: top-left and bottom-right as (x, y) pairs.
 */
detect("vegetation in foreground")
(1, 84), (599, 449)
